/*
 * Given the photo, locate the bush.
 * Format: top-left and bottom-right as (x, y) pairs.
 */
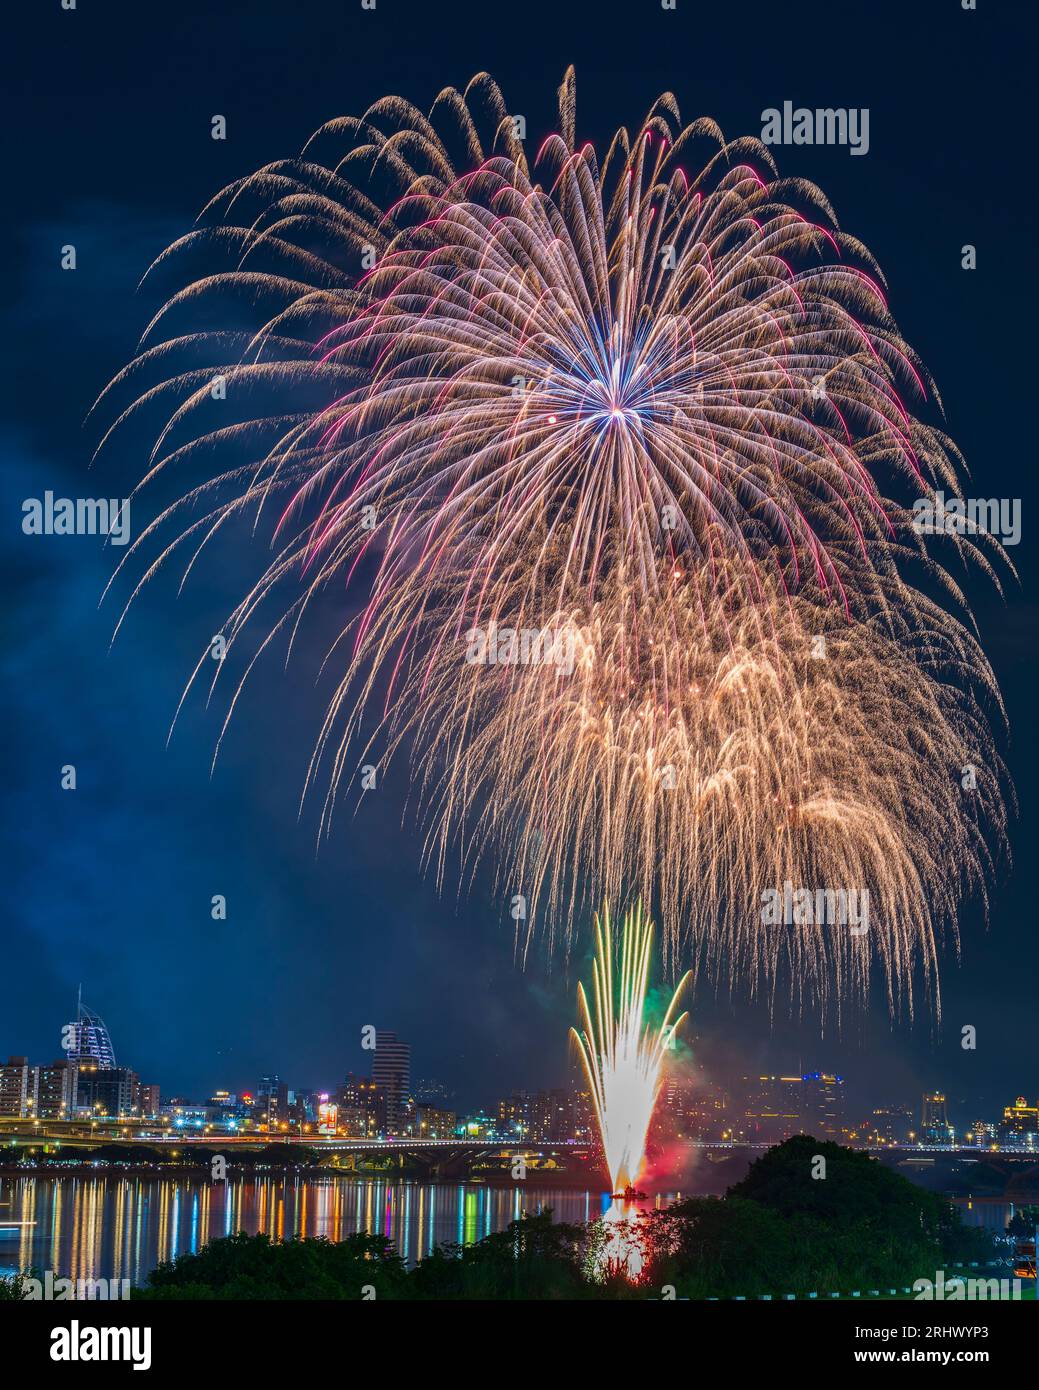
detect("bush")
(135, 1231), (407, 1300)
(639, 1136), (995, 1295)
(130, 1140), (996, 1300)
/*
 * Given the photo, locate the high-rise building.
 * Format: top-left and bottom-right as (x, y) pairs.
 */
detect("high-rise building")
(337, 1074), (386, 1136)
(864, 1106), (913, 1146)
(287, 1089), (319, 1125)
(65, 994), (117, 1070)
(966, 1119), (998, 1148)
(570, 1084), (596, 1143)
(801, 1073), (845, 1139)
(657, 1071), (729, 1142)
(537, 1089), (573, 1142)
(36, 1059), (76, 1119)
(77, 1067), (139, 1118)
(921, 1092), (951, 1144)
(740, 1075), (804, 1142)
(135, 1082), (161, 1119)
(569, 1062), (597, 1143)
(371, 1032), (410, 1131)
(497, 1091), (532, 1139)
(495, 1088), (581, 1141)
(739, 1073), (845, 1142)
(257, 1075), (289, 1130)
(0, 1057), (31, 1118)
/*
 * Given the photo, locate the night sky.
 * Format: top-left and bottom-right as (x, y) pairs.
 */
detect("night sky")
(3, 0), (1035, 1124)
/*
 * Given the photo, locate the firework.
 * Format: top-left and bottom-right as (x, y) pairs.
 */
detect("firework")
(396, 555), (1005, 1018)
(571, 903), (689, 1194)
(96, 70), (1010, 1011)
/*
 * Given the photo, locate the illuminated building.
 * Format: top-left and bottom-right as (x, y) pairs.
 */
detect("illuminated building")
(965, 1119), (998, 1148)
(1000, 1097), (1039, 1150)
(495, 1088), (575, 1141)
(740, 1075), (805, 1142)
(65, 994), (117, 1070)
(0, 1057), (31, 1117)
(801, 1073), (845, 1139)
(371, 1032), (410, 1132)
(257, 1075), (289, 1129)
(162, 1102), (217, 1129)
(657, 1072), (730, 1142)
(288, 1089), (320, 1124)
(570, 1086), (596, 1143)
(500, 1084), (589, 1139)
(412, 1103), (457, 1139)
(921, 1092), (952, 1144)
(544, 1089), (578, 1141)
(337, 1074), (386, 1137)
(739, 1073), (845, 1142)
(135, 1082), (161, 1119)
(36, 1059), (76, 1119)
(497, 1091), (531, 1138)
(77, 1066), (139, 1118)
(863, 1106), (913, 1146)
(207, 1091), (252, 1127)
(458, 1112), (497, 1139)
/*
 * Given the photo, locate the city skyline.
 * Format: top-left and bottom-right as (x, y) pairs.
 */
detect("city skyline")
(1, 987), (1035, 1150)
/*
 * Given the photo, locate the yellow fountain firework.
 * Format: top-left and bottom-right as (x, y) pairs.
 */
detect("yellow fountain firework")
(571, 904), (690, 1194)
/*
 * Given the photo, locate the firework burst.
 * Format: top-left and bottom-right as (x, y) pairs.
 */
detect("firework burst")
(398, 556), (1005, 1017)
(96, 70), (1010, 1012)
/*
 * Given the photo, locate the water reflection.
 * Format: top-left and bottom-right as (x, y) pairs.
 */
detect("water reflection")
(0, 1175), (613, 1288)
(954, 1195), (1037, 1231)
(3, 1176), (1011, 1293)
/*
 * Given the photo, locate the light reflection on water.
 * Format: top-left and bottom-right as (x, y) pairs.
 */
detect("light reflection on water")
(0, 1175), (671, 1287)
(953, 1196), (1037, 1231)
(5, 1175), (1009, 1291)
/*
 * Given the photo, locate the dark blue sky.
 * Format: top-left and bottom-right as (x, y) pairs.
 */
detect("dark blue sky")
(3, 0), (1035, 1122)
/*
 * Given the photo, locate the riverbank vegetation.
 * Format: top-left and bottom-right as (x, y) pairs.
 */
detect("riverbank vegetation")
(111, 1137), (994, 1300)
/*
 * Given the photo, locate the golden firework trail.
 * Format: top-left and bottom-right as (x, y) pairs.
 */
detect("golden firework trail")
(401, 555), (1006, 1019)
(571, 903), (689, 1195)
(95, 69), (1012, 1015)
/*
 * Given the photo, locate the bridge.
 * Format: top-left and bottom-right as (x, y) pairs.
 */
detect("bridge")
(2, 1120), (1037, 1189)
(0, 1123), (604, 1180)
